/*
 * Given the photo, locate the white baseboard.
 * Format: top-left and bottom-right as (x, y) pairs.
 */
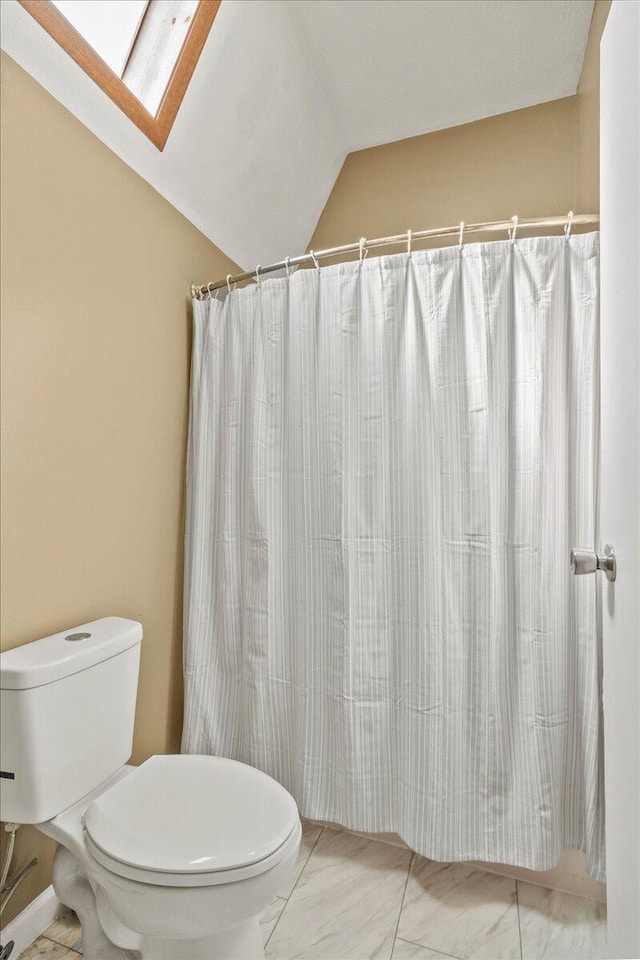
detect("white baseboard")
(0, 885), (62, 959)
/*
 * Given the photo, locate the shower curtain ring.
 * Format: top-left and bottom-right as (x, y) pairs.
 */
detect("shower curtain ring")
(509, 215), (518, 242)
(255, 265), (262, 287)
(458, 221), (465, 247)
(284, 256), (291, 277)
(407, 229), (412, 254)
(207, 282), (215, 296)
(359, 237), (368, 261)
(226, 275), (236, 294)
(309, 250), (320, 270)
(565, 211), (574, 239)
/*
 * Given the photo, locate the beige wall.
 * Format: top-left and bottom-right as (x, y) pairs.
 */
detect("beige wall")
(577, 0), (612, 211)
(310, 97), (579, 255)
(0, 52), (238, 924)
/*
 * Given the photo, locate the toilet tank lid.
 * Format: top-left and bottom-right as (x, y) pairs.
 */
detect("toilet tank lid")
(0, 617), (142, 690)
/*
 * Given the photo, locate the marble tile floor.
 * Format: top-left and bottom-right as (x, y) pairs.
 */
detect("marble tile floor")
(18, 820), (607, 960)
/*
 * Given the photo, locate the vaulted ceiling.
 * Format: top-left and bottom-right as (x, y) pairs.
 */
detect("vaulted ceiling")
(1, 0), (594, 269)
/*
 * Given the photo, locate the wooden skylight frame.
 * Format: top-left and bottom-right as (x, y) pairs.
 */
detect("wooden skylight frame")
(18, 0), (221, 150)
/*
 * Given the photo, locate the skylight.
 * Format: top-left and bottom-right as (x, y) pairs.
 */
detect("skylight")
(51, 1), (148, 77)
(19, 0), (220, 149)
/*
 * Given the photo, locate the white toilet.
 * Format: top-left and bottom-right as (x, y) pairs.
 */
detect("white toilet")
(0, 617), (301, 960)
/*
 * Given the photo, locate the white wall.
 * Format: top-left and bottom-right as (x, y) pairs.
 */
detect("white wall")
(600, 2), (640, 957)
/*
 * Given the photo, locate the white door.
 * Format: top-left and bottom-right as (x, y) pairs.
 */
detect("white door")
(600, 3), (640, 958)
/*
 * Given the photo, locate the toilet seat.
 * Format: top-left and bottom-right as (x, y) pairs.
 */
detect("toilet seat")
(83, 754), (300, 887)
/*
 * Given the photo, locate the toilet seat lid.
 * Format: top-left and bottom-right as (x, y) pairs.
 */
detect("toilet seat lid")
(84, 755), (299, 875)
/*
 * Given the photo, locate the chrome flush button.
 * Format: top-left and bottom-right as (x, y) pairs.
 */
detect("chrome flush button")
(65, 632), (92, 641)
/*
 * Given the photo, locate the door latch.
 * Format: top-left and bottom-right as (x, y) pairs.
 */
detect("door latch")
(570, 545), (616, 582)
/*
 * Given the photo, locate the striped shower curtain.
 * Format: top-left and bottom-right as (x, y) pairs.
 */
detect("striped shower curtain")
(182, 233), (604, 882)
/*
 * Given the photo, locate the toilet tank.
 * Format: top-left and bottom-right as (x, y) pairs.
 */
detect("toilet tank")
(0, 617), (142, 824)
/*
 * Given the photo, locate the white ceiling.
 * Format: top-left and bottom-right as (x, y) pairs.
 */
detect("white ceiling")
(288, 0), (595, 151)
(1, 0), (594, 270)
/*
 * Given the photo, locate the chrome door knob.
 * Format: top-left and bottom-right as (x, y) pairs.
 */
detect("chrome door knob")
(570, 545), (617, 582)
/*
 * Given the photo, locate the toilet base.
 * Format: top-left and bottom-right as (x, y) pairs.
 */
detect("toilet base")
(53, 844), (139, 960)
(52, 845), (134, 960)
(138, 919), (264, 960)
(54, 842), (267, 960)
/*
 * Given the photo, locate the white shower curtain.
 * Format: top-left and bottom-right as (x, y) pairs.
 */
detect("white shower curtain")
(182, 233), (604, 882)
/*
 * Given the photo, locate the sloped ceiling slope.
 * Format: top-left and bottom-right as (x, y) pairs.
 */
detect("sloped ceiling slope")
(288, 0), (595, 151)
(1, 0), (594, 270)
(0, 0), (345, 268)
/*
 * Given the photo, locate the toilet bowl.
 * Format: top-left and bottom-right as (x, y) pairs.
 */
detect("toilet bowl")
(0, 618), (301, 960)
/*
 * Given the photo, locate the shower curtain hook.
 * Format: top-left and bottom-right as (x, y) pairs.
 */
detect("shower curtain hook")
(309, 250), (320, 270)
(359, 237), (368, 261)
(284, 256), (291, 278)
(207, 282), (215, 296)
(458, 221), (465, 248)
(407, 229), (412, 254)
(226, 274), (236, 294)
(509, 215), (518, 243)
(255, 265), (262, 288)
(565, 211), (574, 239)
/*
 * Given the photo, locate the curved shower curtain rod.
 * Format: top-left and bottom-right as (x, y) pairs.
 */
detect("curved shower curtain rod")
(191, 212), (599, 299)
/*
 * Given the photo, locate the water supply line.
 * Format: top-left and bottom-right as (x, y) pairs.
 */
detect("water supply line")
(0, 858), (39, 916)
(0, 825), (17, 896)
(0, 823), (39, 918)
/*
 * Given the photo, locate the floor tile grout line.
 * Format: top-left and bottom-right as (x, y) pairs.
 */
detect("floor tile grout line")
(391, 861), (526, 960)
(264, 891), (289, 949)
(40, 933), (66, 946)
(21, 937), (82, 959)
(390, 849), (414, 958)
(264, 824), (325, 949)
(393, 936), (463, 960)
(39, 932), (81, 952)
(516, 878), (524, 960)
(287, 823), (324, 901)
(40, 907), (78, 948)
